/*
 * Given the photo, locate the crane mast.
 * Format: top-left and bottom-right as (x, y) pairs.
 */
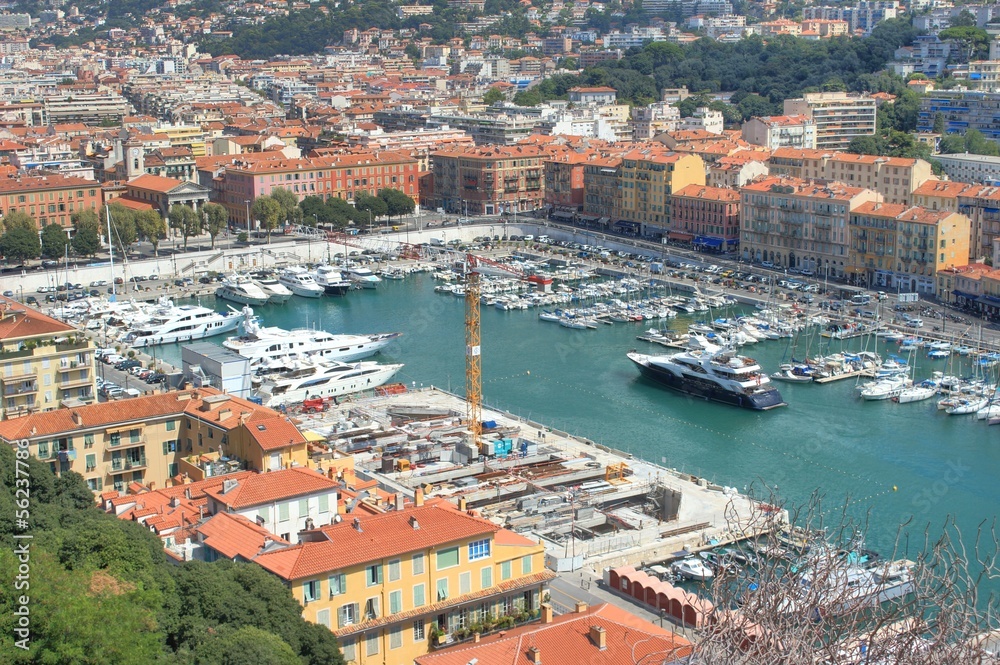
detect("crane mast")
(465, 270), (482, 451)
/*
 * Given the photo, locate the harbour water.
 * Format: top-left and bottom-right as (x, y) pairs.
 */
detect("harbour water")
(158, 273), (1000, 557)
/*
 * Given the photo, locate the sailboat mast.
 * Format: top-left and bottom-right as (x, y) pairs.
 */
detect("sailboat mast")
(107, 204), (116, 301)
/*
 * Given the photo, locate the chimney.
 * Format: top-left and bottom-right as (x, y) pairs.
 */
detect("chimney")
(527, 646), (542, 664)
(394, 493), (404, 511)
(575, 601), (589, 614)
(415, 486), (424, 507)
(71, 411), (83, 426)
(170, 496), (181, 508)
(458, 496), (467, 512)
(540, 603), (553, 624)
(590, 626), (606, 650)
(409, 516), (420, 530)
(352, 517), (363, 532)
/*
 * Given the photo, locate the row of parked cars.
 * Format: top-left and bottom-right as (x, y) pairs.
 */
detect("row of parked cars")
(95, 350), (166, 399)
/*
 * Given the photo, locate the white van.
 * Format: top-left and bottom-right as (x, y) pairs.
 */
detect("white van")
(523, 235), (535, 242)
(102, 353), (125, 365)
(537, 235), (550, 243)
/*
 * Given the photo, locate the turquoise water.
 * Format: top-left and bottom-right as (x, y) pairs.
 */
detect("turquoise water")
(160, 274), (1000, 557)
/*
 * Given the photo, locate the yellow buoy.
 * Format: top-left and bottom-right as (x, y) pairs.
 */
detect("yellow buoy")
(892, 485), (898, 492)
(526, 371), (530, 375)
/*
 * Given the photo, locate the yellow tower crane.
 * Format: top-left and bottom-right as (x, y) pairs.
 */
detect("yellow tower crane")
(463, 253), (527, 452)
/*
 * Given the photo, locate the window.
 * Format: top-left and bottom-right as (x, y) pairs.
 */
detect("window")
(460, 572), (471, 595)
(338, 603), (359, 628)
(303, 580), (320, 603)
(366, 632), (379, 656)
(436, 578), (449, 602)
(413, 620), (425, 641)
(166, 420), (176, 431)
(318, 494), (329, 513)
(37, 441), (48, 458)
(501, 560), (512, 580)
(85, 453), (96, 472)
(316, 609), (331, 629)
(413, 583), (425, 607)
(388, 559), (401, 582)
(412, 553), (425, 575)
(389, 589), (402, 614)
(390, 626), (402, 649)
(84, 434), (94, 448)
(163, 440), (177, 454)
(364, 597), (380, 620)
(168, 463), (178, 478)
(278, 503), (289, 522)
(258, 506), (269, 522)
(298, 499), (308, 516)
(341, 638), (355, 661)
(437, 546), (459, 570)
(468, 538), (491, 561)
(367, 563), (382, 586)
(522, 556), (533, 574)
(481, 566), (493, 589)
(329, 573), (346, 597)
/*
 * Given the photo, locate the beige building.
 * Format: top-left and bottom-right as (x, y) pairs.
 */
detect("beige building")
(741, 115), (817, 150)
(740, 175), (880, 277)
(617, 148), (705, 236)
(783, 92), (878, 151)
(0, 297), (96, 420)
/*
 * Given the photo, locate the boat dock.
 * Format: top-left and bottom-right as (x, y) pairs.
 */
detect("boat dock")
(813, 369), (875, 384)
(635, 334), (689, 350)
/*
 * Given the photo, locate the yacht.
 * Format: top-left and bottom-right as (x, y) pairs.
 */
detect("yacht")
(345, 265), (382, 289)
(253, 275), (293, 304)
(222, 316), (402, 366)
(671, 556), (714, 582)
(215, 274), (270, 306)
(627, 337), (786, 410)
(311, 265), (353, 296)
(122, 303), (246, 347)
(252, 358), (404, 408)
(797, 561), (915, 618)
(278, 266), (324, 298)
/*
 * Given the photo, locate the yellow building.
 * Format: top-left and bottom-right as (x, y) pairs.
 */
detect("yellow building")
(849, 201), (971, 294)
(0, 297), (96, 419)
(616, 148), (704, 236)
(253, 495), (555, 665)
(158, 124), (208, 158)
(0, 386), (311, 493)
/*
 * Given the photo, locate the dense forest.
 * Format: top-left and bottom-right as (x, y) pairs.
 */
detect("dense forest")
(0, 444), (344, 665)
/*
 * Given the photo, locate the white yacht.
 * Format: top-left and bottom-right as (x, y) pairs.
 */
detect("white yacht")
(345, 265), (381, 289)
(215, 274), (270, 306)
(222, 316), (402, 366)
(627, 337), (786, 410)
(672, 557), (714, 582)
(252, 358), (403, 408)
(122, 303), (246, 347)
(278, 266), (324, 298)
(311, 265), (353, 296)
(254, 275), (293, 304)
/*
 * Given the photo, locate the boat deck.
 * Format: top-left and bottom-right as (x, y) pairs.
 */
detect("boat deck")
(813, 369), (875, 384)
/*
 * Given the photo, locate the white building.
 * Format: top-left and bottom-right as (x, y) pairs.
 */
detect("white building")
(742, 114), (817, 150)
(934, 153), (1000, 185)
(783, 92), (877, 151)
(680, 107), (724, 134)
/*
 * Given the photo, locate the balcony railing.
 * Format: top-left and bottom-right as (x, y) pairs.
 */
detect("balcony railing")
(108, 455), (147, 474)
(108, 435), (146, 449)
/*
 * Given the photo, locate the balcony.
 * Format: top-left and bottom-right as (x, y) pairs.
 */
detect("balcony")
(58, 374), (91, 389)
(108, 435), (146, 449)
(3, 381), (38, 396)
(108, 455), (147, 474)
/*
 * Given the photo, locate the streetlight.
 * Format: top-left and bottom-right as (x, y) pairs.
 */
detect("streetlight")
(244, 199), (251, 238)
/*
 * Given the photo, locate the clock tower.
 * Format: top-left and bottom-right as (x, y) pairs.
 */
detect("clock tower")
(124, 140), (145, 180)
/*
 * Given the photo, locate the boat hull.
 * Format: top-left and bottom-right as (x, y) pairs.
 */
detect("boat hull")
(215, 287), (269, 307)
(630, 356), (786, 410)
(322, 283), (352, 296)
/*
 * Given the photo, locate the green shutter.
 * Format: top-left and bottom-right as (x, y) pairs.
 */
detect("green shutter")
(298, 499), (308, 516)
(318, 494), (329, 513)
(85, 453), (96, 469)
(163, 442), (169, 455)
(436, 546), (459, 570)
(389, 590), (402, 614)
(481, 566), (492, 589)
(413, 584), (425, 607)
(278, 503), (289, 521)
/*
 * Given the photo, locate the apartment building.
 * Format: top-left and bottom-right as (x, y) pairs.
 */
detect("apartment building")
(430, 144), (545, 216)
(209, 152), (420, 227)
(630, 102), (681, 141)
(933, 153), (1000, 185)
(848, 201), (971, 294)
(917, 91), (1000, 141)
(956, 186), (1000, 261)
(741, 115), (817, 150)
(582, 157), (623, 222)
(670, 184), (741, 250)
(253, 496), (554, 665)
(740, 176), (879, 277)
(344, 128), (474, 172)
(766, 149), (933, 205)
(783, 92), (877, 151)
(0, 298), (96, 420)
(543, 151), (590, 211)
(0, 387), (312, 494)
(616, 148), (705, 237)
(0, 174), (102, 234)
(44, 93), (133, 126)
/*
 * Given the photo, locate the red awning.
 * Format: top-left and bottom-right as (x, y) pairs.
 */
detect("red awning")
(668, 232), (694, 241)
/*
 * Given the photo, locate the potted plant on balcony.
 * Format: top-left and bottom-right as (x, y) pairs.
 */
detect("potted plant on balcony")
(428, 625), (444, 647)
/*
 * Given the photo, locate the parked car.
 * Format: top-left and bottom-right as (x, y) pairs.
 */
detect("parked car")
(115, 359), (141, 371)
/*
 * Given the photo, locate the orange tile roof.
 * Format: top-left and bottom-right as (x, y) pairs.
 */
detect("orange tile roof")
(0, 173), (100, 194)
(673, 184), (741, 202)
(851, 201), (909, 217)
(197, 512), (289, 559)
(127, 173), (184, 193)
(912, 180), (976, 198)
(253, 500), (501, 580)
(741, 175), (870, 200)
(0, 296), (76, 341)
(245, 415), (308, 451)
(414, 603), (693, 665)
(203, 467), (335, 509)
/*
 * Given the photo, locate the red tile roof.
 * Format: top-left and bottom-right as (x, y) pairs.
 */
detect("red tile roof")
(414, 603), (693, 665)
(203, 467), (336, 509)
(253, 500), (501, 580)
(0, 296), (76, 341)
(246, 415), (307, 451)
(197, 512), (289, 559)
(127, 173), (184, 193)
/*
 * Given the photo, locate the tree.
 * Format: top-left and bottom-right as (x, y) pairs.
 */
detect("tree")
(269, 187), (299, 226)
(133, 209), (166, 256)
(483, 87), (506, 105)
(0, 225), (40, 263)
(71, 209), (102, 257)
(2, 210), (36, 233)
(378, 188), (416, 221)
(354, 193), (388, 227)
(102, 204), (138, 254)
(932, 112), (946, 135)
(938, 26), (990, 61)
(40, 223), (69, 260)
(191, 625), (299, 665)
(168, 205), (202, 249)
(251, 195), (283, 242)
(202, 203), (229, 249)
